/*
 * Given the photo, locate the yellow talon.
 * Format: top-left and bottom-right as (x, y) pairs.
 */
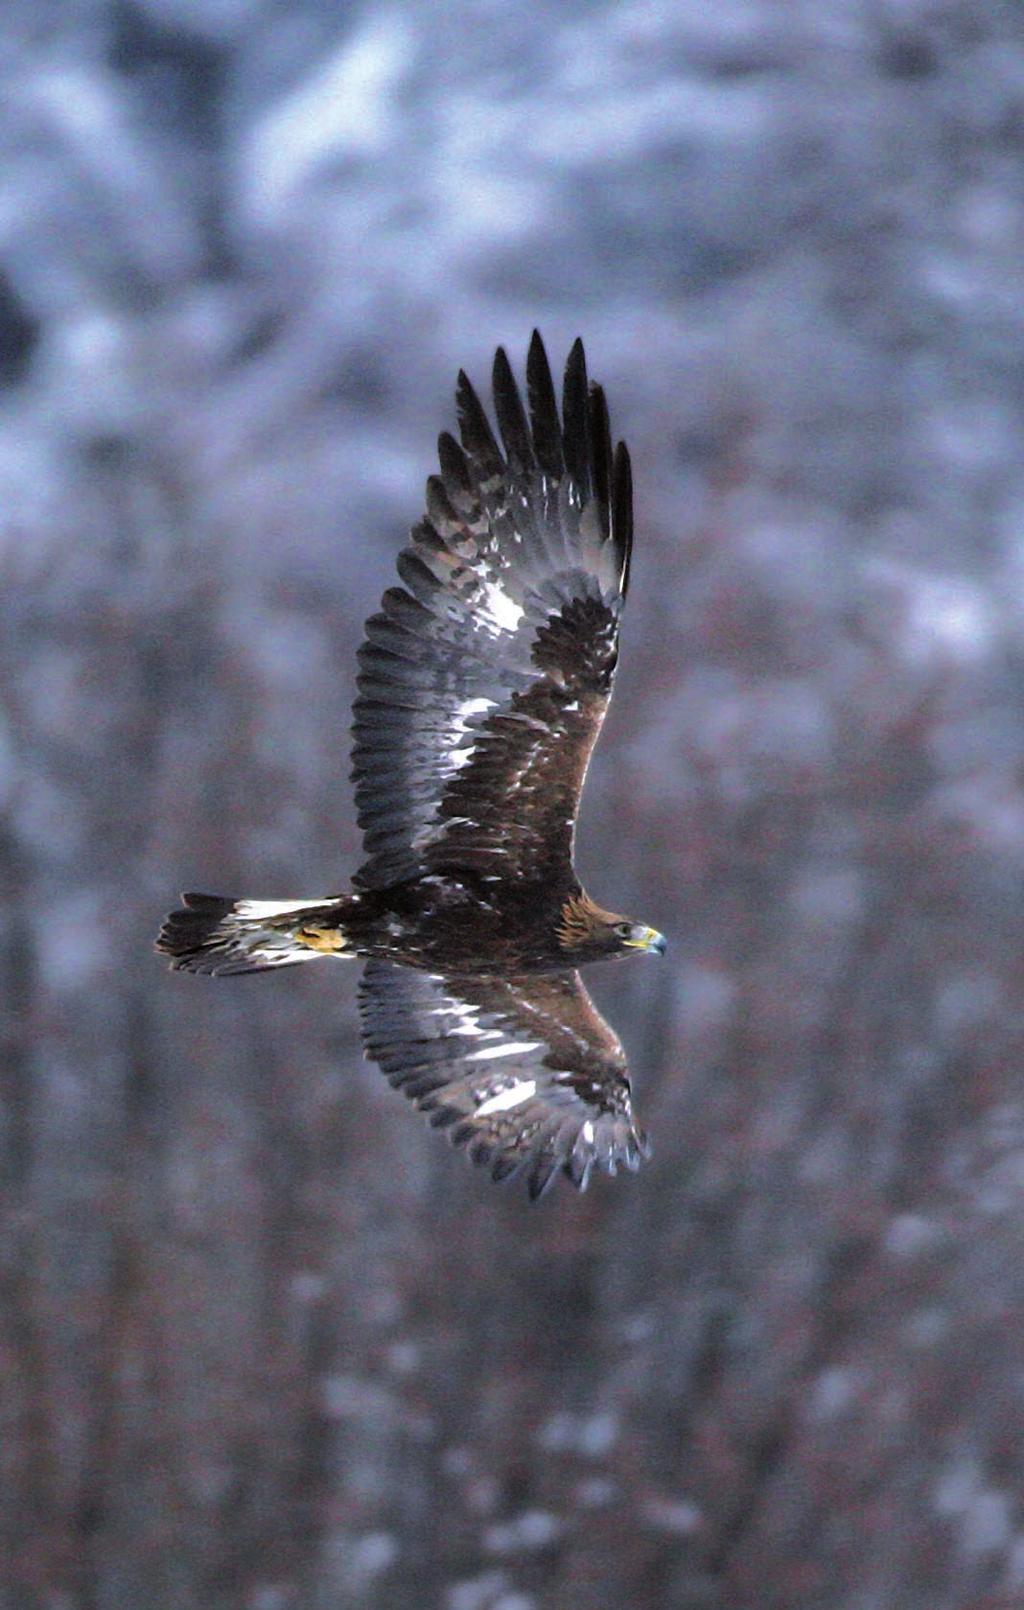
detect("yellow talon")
(296, 925), (347, 954)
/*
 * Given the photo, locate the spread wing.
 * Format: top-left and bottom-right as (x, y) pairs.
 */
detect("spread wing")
(358, 961), (649, 1199)
(352, 333), (632, 891)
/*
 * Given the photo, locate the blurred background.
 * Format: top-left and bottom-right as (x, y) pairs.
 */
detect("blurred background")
(3, 1), (1024, 1607)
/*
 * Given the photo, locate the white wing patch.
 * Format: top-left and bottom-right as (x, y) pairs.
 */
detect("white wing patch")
(475, 1079), (538, 1118)
(480, 580), (524, 634)
(443, 999), (489, 1039)
(455, 696), (497, 728)
(235, 899), (318, 919)
(248, 946), (319, 967)
(442, 695), (499, 776)
(468, 1040), (544, 1063)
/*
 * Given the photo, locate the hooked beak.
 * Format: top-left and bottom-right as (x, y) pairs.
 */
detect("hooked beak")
(625, 925), (667, 956)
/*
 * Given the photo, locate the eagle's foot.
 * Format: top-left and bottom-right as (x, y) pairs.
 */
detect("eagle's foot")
(296, 924), (348, 954)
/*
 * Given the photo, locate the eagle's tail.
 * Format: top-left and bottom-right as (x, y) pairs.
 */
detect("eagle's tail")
(156, 893), (355, 976)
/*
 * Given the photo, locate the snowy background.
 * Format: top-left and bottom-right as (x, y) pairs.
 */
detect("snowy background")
(3, 1), (1024, 1607)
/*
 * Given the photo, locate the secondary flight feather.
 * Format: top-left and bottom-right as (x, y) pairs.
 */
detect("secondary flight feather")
(157, 334), (665, 1199)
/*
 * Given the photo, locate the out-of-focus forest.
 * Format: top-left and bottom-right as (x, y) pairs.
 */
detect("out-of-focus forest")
(2, 2), (1024, 1607)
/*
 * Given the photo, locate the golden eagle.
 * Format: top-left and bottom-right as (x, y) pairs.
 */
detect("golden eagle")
(157, 335), (665, 1198)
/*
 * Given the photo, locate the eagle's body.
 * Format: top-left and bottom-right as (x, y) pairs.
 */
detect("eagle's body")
(158, 335), (665, 1198)
(209, 876), (624, 975)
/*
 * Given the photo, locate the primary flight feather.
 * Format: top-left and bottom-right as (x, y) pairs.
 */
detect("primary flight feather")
(157, 334), (665, 1199)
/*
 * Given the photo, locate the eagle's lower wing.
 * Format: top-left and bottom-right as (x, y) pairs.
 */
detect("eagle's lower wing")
(358, 961), (649, 1198)
(352, 333), (632, 890)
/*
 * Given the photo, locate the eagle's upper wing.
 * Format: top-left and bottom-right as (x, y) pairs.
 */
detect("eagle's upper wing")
(352, 333), (632, 890)
(358, 961), (649, 1198)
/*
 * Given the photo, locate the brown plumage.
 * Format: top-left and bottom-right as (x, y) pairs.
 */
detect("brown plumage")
(157, 335), (665, 1199)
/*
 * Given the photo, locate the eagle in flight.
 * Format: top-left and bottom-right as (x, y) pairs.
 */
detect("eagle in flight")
(157, 335), (665, 1199)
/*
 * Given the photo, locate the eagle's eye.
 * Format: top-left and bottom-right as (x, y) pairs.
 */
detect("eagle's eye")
(614, 921), (633, 938)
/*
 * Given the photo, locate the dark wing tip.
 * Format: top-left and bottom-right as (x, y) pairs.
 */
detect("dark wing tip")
(526, 330), (563, 479)
(588, 381), (612, 531)
(561, 337), (592, 499)
(492, 343), (534, 470)
(563, 337), (588, 399)
(454, 367), (480, 428)
(612, 439), (633, 596)
(436, 429), (470, 498)
(456, 364), (503, 473)
(527, 1156), (561, 1202)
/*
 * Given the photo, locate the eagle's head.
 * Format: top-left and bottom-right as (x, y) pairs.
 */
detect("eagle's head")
(555, 892), (666, 963)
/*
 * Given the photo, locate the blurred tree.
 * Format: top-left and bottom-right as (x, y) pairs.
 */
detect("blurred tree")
(2, 2), (1023, 1608)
